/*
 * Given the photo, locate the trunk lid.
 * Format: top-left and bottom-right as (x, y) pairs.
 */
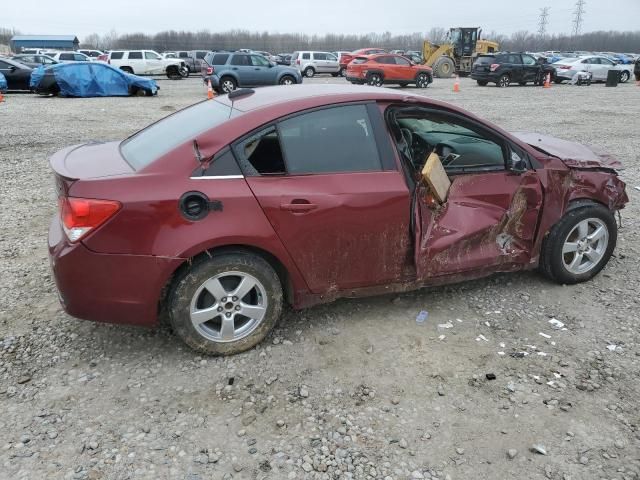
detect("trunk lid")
(512, 132), (623, 170)
(49, 141), (134, 181)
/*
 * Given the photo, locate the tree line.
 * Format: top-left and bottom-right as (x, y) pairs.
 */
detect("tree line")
(3, 26), (639, 54)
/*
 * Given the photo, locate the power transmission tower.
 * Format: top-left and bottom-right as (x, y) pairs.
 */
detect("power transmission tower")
(538, 7), (550, 38)
(572, 0), (586, 37)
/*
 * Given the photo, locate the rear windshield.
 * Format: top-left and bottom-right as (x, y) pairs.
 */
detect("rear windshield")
(120, 100), (239, 170)
(474, 56), (495, 65)
(212, 53), (230, 65)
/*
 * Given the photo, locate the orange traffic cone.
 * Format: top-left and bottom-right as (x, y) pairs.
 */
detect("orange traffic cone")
(207, 79), (214, 99)
(453, 75), (460, 93)
(0, 91), (4, 103)
(543, 73), (551, 89)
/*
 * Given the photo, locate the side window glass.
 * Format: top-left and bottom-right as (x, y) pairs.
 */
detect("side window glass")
(313, 53), (327, 60)
(251, 55), (269, 66)
(395, 110), (506, 172)
(231, 55), (249, 66)
(234, 128), (286, 176)
(302, 53), (310, 60)
(110, 52), (124, 59)
(212, 54), (229, 65)
(278, 105), (381, 175)
(522, 55), (536, 65)
(394, 56), (411, 65)
(196, 51), (206, 59)
(128, 52), (143, 60)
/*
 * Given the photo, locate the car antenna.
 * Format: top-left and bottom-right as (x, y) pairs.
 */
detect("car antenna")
(227, 88), (255, 119)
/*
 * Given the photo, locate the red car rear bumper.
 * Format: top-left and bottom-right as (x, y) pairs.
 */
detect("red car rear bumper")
(48, 216), (183, 327)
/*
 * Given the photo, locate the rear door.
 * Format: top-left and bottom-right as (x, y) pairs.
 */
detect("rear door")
(597, 57), (616, 81)
(312, 52), (327, 72)
(240, 103), (413, 292)
(507, 54), (524, 82)
(127, 51), (144, 73)
(229, 54), (253, 85)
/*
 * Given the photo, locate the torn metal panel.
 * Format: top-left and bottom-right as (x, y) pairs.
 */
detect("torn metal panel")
(415, 171), (543, 279)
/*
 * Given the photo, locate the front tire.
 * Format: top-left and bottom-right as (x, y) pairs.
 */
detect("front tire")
(415, 72), (431, 88)
(476, 80), (488, 86)
(540, 204), (617, 284)
(339, 67), (347, 77)
(279, 75), (296, 85)
(169, 252), (283, 355)
(619, 71), (630, 83)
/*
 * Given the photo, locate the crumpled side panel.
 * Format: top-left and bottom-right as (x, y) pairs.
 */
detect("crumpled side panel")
(0, 72), (7, 92)
(29, 66), (45, 89)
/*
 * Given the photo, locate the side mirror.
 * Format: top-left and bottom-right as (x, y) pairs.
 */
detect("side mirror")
(269, 62), (275, 67)
(509, 152), (527, 173)
(10, 66), (17, 72)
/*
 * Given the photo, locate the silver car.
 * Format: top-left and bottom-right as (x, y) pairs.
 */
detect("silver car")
(290, 51), (340, 78)
(553, 55), (633, 83)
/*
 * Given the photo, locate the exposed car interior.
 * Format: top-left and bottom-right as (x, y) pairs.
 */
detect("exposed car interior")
(387, 107), (507, 179)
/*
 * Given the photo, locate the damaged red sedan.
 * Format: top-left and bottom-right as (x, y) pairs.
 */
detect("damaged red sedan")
(48, 85), (628, 355)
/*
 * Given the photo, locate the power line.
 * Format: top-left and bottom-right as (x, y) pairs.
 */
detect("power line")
(572, 0), (586, 36)
(538, 7), (550, 38)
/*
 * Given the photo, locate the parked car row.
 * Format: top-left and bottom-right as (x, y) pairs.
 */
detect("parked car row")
(471, 51), (634, 87)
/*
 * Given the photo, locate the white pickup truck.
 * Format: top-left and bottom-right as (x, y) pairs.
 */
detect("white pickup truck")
(108, 50), (188, 79)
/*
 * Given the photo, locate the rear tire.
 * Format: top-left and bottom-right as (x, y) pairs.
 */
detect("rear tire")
(219, 76), (237, 93)
(169, 252), (283, 356)
(497, 74), (510, 87)
(367, 72), (383, 87)
(304, 67), (315, 78)
(519, 81), (527, 86)
(539, 204), (617, 284)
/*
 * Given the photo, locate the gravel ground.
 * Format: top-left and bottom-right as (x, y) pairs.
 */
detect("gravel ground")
(1, 76), (639, 480)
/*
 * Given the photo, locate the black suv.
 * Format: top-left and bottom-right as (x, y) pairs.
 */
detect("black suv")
(471, 53), (548, 87)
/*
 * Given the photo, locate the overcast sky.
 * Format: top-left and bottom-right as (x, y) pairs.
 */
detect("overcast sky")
(5, 0), (639, 40)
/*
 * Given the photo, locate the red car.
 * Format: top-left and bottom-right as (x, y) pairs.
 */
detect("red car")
(49, 85), (628, 355)
(339, 48), (387, 76)
(346, 54), (433, 88)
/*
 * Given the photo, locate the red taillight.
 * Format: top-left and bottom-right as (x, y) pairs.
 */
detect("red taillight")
(490, 63), (500, 72)
(296, 59), (300, 65)
(59, 197), (121, 242)
(206, 66), (214, 75)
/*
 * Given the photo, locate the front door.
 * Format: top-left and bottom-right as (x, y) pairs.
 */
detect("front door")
(239, 104), (412, 293)
(249, 54), (275, 85)
(389, 106), (543, 280)
(521, 54), (540, 83)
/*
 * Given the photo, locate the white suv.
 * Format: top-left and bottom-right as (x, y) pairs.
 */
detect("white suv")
(48, 51), (93, 62)
(291, 51), (340, 77)
(108, 50), (188, 79)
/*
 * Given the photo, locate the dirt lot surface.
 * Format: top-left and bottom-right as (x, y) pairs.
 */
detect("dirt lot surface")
(1, 76), (639, 480)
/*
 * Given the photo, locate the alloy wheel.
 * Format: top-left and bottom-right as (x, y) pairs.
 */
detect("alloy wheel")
(190, 271), (268, 343)
(620, 71), (629, 83)
(417, 74), (429, 88)
(499, 75), (510, 87)
(562, 218), (609, 275)
(368, 74), (382, 87)
(280, 77), (294, 85)
(221, 80), (236, 93)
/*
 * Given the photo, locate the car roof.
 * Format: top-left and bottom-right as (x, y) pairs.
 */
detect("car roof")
(213, 84), (444, 114)
(1, 58), (31, 69)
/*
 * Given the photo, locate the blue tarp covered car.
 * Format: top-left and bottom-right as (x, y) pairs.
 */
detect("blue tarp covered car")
(0, 72), (7, 92)
(30, 62), (158, 97)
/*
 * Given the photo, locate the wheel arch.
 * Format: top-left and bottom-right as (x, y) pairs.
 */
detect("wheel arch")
(159, 244), (296, 322)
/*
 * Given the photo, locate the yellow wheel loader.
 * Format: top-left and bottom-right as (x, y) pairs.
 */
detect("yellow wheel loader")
(423, 27), (499, 78)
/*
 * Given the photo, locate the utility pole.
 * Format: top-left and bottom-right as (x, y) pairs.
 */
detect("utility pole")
(538, 7), (550, 38)
(572, 0), (586, 37)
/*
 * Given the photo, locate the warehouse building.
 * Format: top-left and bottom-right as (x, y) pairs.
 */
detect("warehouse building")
(10, 35), (79, 52)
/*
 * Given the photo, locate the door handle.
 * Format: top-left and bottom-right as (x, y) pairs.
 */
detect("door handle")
(232, 67), (238, 70)
(280, 201), (318, 213)
(254, 68), (261, 70)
